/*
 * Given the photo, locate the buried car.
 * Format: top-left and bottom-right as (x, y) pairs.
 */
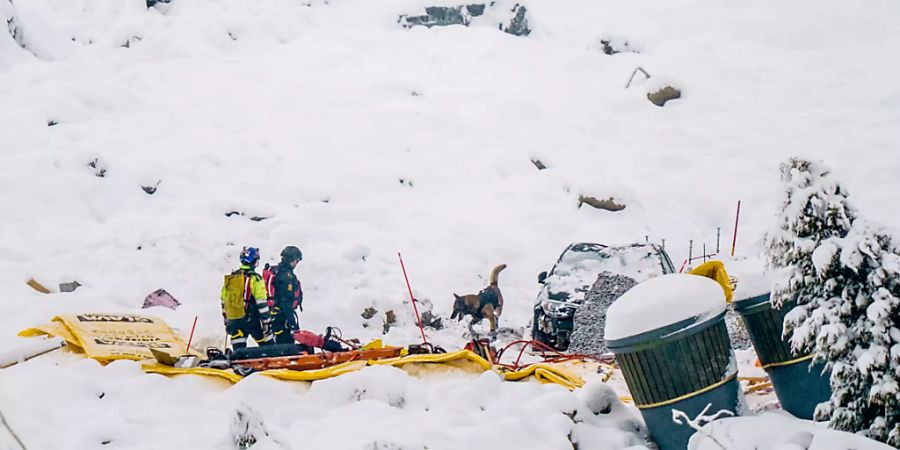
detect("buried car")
(531, 242), (676, 350)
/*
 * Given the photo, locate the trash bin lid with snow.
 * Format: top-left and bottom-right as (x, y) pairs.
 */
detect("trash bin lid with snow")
(604, 273), (727, 345)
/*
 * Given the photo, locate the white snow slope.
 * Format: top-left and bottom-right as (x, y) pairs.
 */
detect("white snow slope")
(1, 0), (899, 448)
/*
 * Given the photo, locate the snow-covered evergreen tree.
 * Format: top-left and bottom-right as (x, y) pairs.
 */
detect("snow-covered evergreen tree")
(765, 157), (900, 445)
(813, 223), (900, 444)
(764, 157), (856, 349)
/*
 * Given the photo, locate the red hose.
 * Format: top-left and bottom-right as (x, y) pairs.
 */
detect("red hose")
(493, 339), (614, 371)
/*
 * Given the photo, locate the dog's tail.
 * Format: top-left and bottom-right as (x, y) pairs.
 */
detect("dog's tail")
(489, 264), (507, 286)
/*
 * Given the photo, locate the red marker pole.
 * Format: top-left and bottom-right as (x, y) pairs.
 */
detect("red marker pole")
(731, 200), (742, 257)
(398, 252), (427, 344)
(185, 316), (198, 354)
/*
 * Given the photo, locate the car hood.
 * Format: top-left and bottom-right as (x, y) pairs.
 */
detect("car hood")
(541, 248), (668, 305)
(541, 260), (609, 305)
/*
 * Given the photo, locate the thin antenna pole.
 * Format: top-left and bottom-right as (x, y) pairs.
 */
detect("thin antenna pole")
(185, 316), (198, 354)
(716, 227), (721, 254)
(731, 201), (742, 257)
(688, 240), (693, 270)
(398, 253), (428, 344)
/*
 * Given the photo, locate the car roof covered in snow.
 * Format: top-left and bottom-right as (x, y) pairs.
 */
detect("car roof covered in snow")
(544, 242), (671, 303)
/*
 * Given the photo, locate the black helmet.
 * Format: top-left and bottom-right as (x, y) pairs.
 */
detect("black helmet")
(280, 246), (303, 262)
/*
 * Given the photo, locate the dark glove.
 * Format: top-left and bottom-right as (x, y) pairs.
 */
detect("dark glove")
(260, 311), (274, 329)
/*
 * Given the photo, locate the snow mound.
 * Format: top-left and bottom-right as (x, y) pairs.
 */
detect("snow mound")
(689, 412), (894, 450)
(605, 274), (726, 341)
(725, 256), (774, 302)
(0, 356), (651, 449)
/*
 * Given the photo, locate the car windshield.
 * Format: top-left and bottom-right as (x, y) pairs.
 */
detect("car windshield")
(547, 244), (666, 303)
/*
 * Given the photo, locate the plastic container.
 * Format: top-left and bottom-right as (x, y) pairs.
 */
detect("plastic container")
(605, 275), (740, 450)
(733, 292), (830, 419)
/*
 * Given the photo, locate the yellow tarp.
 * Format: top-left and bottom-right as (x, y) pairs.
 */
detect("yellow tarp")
(142, 362), (244, 384)
(503, 363), (585, 390)
(140, 349), (588, 390)
(19, 314), (596, 390)
(140, 351), (491, 384)
(20, 321), (81, 351)
(370, 350), (493, 371)
(260, 360), (368, 381)
(20, 313), (200, 364)
(689, 260), (734, 302)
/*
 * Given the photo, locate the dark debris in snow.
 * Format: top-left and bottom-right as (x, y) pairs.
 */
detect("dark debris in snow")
(569, 272), (753, 356)
(568, 272), (637, 357)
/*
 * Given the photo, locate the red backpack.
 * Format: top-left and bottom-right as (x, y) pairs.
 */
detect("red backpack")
(262, 263), (303, 310)
(262, 264), (277, 307)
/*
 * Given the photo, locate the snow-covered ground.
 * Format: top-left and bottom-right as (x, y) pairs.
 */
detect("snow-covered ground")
(2, 0), (899, 448)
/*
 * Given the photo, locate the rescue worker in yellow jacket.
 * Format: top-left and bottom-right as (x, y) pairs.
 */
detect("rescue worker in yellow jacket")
(220, 246), (274, 349)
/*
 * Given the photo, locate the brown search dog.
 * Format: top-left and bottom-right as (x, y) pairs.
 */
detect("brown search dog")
(451, 264), (507, 334)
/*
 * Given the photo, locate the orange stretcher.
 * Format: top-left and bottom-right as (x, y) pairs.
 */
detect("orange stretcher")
(231, 346), (404, 372)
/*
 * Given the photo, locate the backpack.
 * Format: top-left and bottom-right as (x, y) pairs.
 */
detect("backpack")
(262, 263), (278, 307)
(222, 271), (250, 320)
(263, 263), (304, 310)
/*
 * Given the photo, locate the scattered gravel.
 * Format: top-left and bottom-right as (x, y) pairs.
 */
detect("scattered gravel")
(568, 272), (637, 356)
(726, 305), (752, 350)
(568, 272), (753, 356)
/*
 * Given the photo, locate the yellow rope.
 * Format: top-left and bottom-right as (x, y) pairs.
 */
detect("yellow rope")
(636, 373), (738, 410)
(744, 381), (773, 394)
(738, 376), (769, 384)
(761, 354), (813, 370)
(596, 362), (617, 383)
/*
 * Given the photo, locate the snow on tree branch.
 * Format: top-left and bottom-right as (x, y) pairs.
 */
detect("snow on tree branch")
(764, 157), (900, 445)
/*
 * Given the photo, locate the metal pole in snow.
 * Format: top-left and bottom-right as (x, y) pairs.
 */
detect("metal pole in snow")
(688, 240), (693, 267)
(731, 201), (742, 257)
(185, 316), (198, 354)
(0, 337), (65, 369)
(398, 252), (428, 344)
(0, 408), (26, 450)
(716, 227), (721, 254)
(703, 243), (707, 263)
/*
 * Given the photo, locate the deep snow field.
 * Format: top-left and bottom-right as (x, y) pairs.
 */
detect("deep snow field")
(2, 0), (900, 448)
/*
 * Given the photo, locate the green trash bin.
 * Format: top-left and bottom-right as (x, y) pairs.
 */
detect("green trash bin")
(605, 274), (741, 450)
(733, 292), (830, 419)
